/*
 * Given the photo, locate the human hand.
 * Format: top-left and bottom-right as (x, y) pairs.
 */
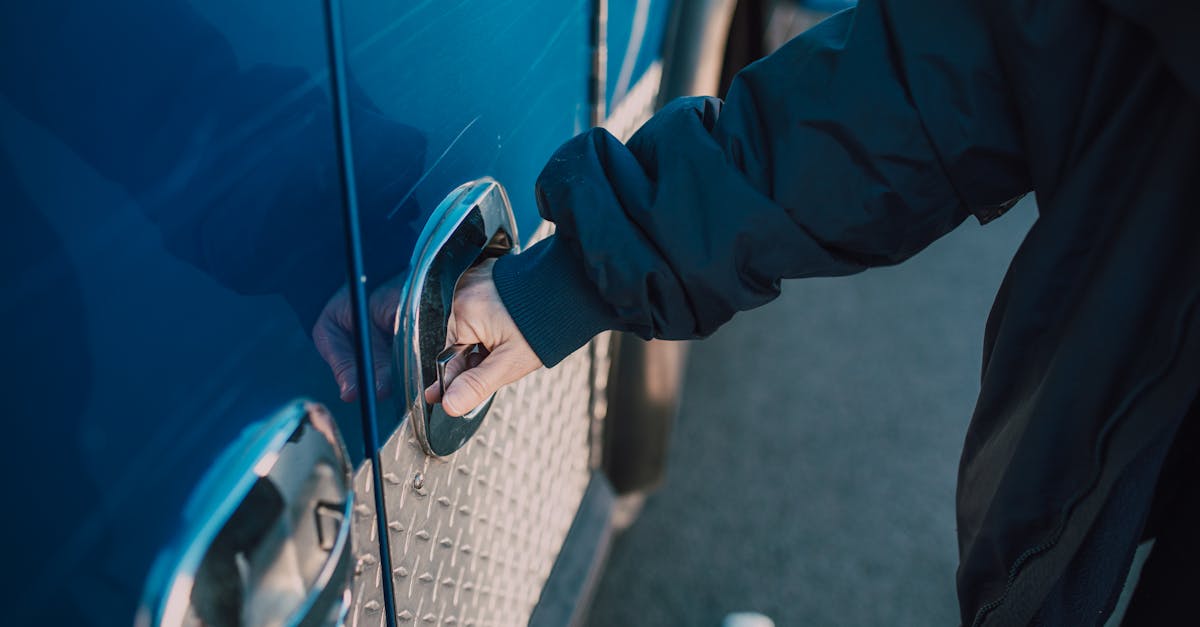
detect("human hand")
(423, 259), (543, 416)
(312, 279), (401, 402)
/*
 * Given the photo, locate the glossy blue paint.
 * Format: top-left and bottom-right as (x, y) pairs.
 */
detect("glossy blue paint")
(0, 0), (664, 623)
(337, 0), (592, 446)
(1, 2), (362, 623)
(340, 0), (592, 246)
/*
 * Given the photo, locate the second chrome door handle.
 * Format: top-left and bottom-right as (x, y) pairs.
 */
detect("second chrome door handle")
(393, 177), (518, 457)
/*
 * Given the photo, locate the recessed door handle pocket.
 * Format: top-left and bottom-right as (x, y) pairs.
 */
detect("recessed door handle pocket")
(393, 177), (519, 457)
(137, 401), (355, 627)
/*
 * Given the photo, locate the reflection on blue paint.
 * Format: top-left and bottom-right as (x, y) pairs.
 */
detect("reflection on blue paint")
(607, 0), (672, 110)
(0, 0), (595, 622)
(338, 0), (590, 447)
(798, 0), (857, 13)
(0, 1), (425, 623)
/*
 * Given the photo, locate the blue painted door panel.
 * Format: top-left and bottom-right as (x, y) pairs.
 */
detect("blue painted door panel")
(0, 2), (359, 623)
(0, 0), (594, 623)
(335, 0), (592, 446)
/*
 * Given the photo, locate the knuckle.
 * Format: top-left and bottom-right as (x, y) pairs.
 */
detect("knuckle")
(331, 357), (357, 379)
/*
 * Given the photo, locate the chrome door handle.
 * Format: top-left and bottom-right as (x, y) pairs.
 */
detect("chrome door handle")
(137, 401), (355, 627)
(394, 177), (518, 457)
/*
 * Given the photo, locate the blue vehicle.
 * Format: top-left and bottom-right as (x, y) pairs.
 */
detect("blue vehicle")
(2, 0), (799, 624)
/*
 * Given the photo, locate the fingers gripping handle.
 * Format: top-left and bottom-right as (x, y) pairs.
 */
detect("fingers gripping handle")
(394, 178), (518, 457)
(435, 343), (486, 420)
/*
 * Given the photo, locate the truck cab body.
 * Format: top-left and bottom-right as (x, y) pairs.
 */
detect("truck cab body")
(0, 0), (741, 624)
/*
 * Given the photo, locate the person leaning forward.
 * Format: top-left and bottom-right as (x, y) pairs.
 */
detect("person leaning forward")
(419, 1), (1200, 624)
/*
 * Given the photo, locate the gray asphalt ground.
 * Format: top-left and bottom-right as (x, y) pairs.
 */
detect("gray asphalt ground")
(587, 199), (1038, 627)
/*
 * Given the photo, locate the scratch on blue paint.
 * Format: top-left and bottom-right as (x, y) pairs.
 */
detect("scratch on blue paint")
(511, 2), (586, 90)
(348, 0), (437, 57)
(501, 75), (579, 146)
(387, 115), (481, 219)
(490, 1), (547, 41)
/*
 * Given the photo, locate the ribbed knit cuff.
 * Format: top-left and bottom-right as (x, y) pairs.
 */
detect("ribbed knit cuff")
(493, 235), (619, 367)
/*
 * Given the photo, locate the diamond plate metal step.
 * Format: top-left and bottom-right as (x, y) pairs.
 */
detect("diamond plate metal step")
(350, 334), (607, 627)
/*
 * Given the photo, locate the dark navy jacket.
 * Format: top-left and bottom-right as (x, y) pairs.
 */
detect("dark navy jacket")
(493, 1), (1200, 624)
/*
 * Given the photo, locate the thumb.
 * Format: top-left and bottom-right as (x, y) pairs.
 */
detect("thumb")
(441, 349), (521, 417)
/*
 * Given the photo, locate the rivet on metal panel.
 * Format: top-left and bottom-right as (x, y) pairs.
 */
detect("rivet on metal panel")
(354, 326), (595, 624)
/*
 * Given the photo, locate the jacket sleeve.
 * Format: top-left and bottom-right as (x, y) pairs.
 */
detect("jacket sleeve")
(1101, 0), (1200, 100)
(493, 0), (1031, 366)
